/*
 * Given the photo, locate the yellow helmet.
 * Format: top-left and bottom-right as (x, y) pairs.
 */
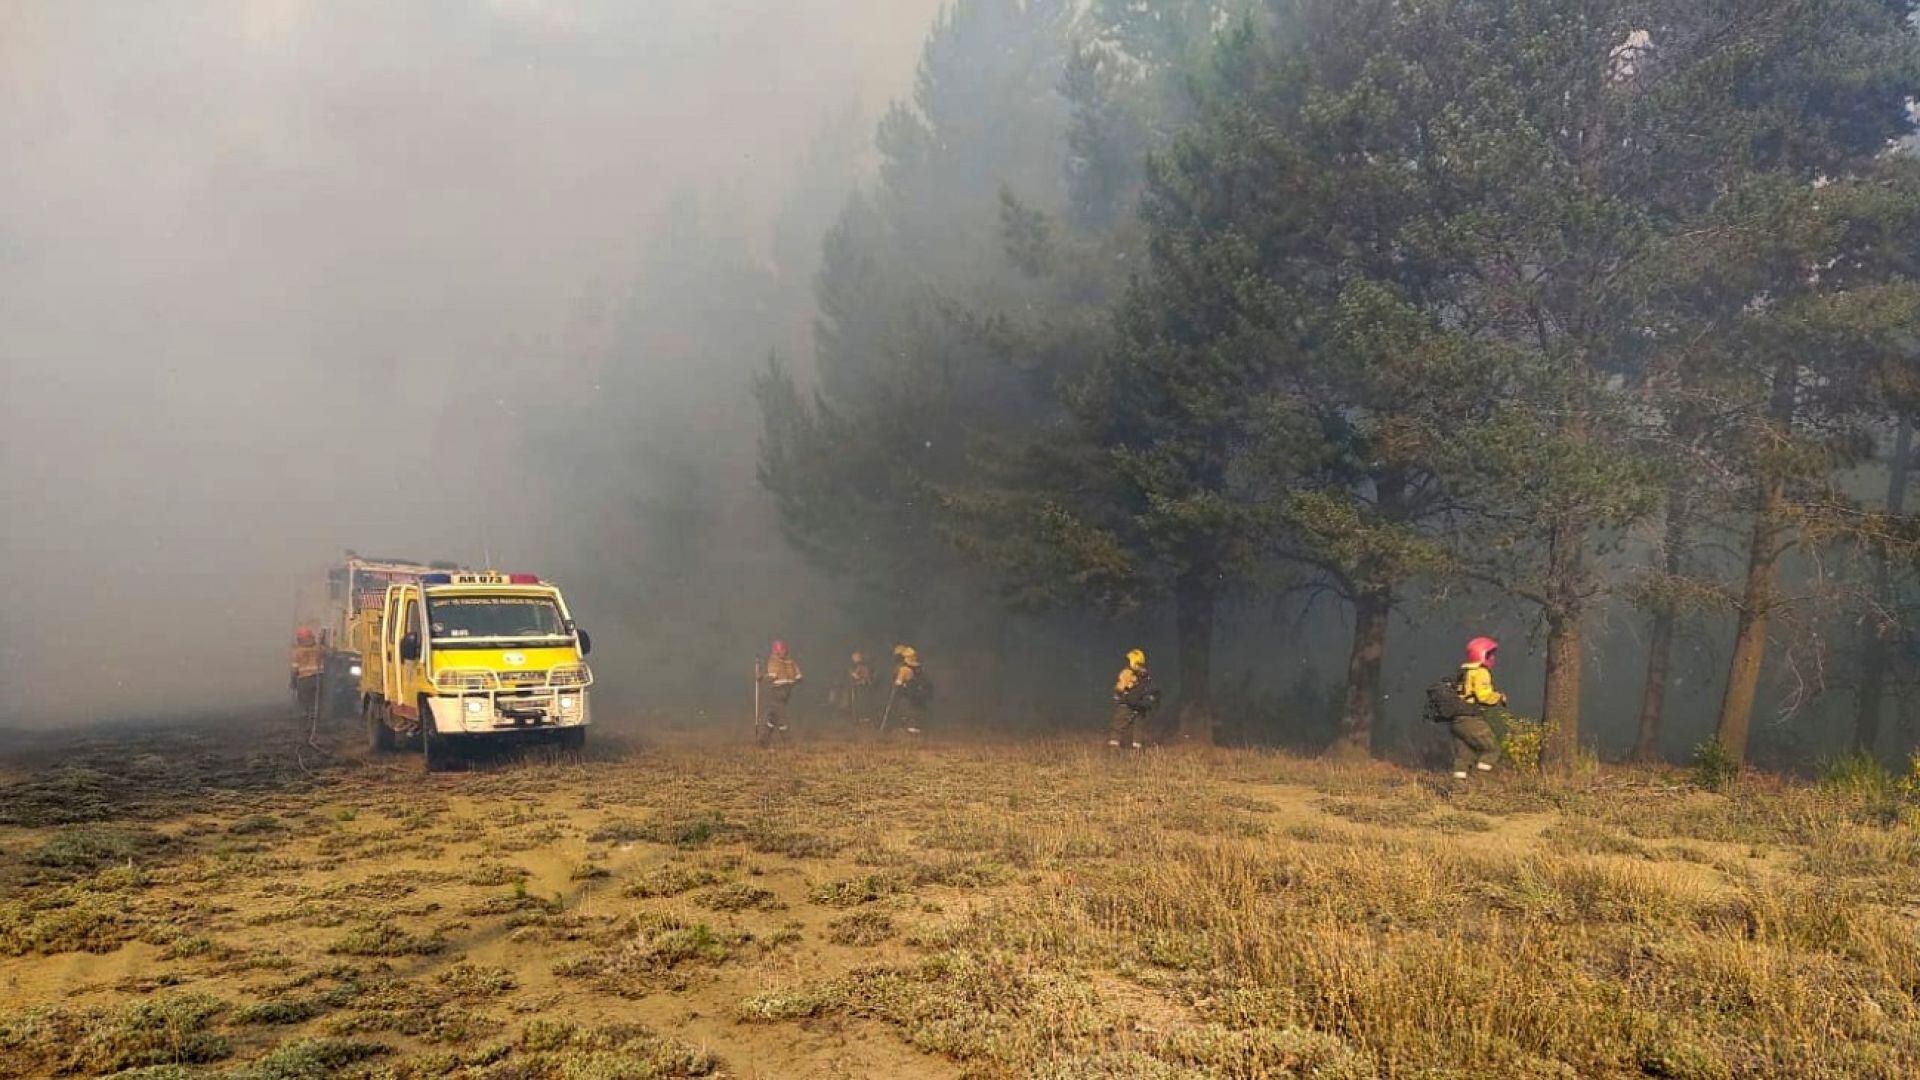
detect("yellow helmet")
(898, 646), (919, 666)
(1127, 648), (1146, 670)
(851, 650), (865, 664)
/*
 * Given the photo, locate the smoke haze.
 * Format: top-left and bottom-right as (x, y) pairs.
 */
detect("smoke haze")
(0, 1), (944, 725)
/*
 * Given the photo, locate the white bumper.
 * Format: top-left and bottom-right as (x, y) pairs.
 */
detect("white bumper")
(427, 692), (590, 735)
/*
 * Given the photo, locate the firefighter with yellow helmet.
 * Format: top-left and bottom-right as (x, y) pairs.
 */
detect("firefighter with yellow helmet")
(888, 644), (931, 735)
(1110, 647), (1159, 749)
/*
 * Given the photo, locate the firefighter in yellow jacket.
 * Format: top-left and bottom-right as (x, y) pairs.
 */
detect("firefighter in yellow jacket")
(889, 645), (930, 735)
(1109, 648), (1159, 749)
(758, 639), (803, 747)
(843, 651), (875, 725)
(289, 626), (325, 716)
(1451, 636), (1506, 778)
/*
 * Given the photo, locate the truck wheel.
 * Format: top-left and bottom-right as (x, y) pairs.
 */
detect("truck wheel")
(421, 703), (448, 771)
(366, 700), (393, 753)
(557, 727), (586, 753)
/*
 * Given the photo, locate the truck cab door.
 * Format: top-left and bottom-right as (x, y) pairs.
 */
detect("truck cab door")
(398, 593), (427, 698)
(380, 585), (406, 703)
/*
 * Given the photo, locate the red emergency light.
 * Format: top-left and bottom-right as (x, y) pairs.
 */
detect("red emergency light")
(507, 573), (541, 584)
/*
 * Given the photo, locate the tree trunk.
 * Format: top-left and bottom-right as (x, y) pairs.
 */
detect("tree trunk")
(1854, 420), (1911, 757)
(1327, 587), (1390, 761)
(1632, 607), (1676, 764)
(1714, 482), (1784, 766)
(987, 607), (1010, 730)
(1715, 359), (1798, 767)
(1541, 607), (1584, 772)
(1540, 517), (1588, 773)
(1903, 679), (1920, 760)
(1632, 486), (1691, 763)
(1855, 630), (1890, 759)
(1173, 568), (1216, 744)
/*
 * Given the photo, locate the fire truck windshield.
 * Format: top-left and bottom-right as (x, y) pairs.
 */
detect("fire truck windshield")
(429, 596), (569, 645)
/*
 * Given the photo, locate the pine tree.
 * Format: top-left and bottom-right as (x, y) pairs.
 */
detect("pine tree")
(757, 0), (1086, 647)
(1691, 170), (1920, 765)
(1074, 9), (1506, 755)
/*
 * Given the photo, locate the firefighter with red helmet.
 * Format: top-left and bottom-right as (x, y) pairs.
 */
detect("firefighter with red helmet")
(1449, 636), (1506, 778)
(758, 639), (803, 747)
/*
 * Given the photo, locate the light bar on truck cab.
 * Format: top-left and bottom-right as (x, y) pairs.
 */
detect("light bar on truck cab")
(419, 572), (539, 587)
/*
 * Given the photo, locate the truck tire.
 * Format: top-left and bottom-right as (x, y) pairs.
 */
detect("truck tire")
(422, 702), (450, 772)
(557, 727), (586, 753)
(366, 699), (394, 753)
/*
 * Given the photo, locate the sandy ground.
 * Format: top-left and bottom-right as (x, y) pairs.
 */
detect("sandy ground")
(0, 709), (1899, 1078)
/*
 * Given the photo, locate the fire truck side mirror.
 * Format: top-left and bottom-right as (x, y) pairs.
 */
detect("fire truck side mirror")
(399, 633), (421, 661)
(576, 630), (593, 656)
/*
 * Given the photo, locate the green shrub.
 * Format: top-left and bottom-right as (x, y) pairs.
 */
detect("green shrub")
(325, 922), (444, 957)
(232, 997), (331, 1026)
(508, 1019), (719, 1076)
(623, 864), (723, 899)
(1497, 716), (1550, 772)
(553, 917), (748, 997)
(0, 993), (230, 1076)
(826, 910), (896, 946)
(0, 893), (140, 956)
(227, 814), (286, 836)
(1690, 740), (1741, 792)
(807, 873), (904, 907)
(462, 863), (528, 886)
(695, 883), (781, 912)
(27, 826), (170, 878)
(224, 1037), (388, 1079)
(434, 962), (518, 998)
(1818, 752), (1897, 799)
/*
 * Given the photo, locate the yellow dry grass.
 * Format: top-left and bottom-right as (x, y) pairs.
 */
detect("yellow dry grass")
(0, 715), (1916, 1078)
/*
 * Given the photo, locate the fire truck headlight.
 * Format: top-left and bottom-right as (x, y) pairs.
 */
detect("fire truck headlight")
(464, 699), (485, 715)
(559, 696), (579, 712)
(348, 664), (363, 678)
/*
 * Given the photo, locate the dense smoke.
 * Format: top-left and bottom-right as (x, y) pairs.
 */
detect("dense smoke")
(0, 0), (943, 725)
(5, 2), (1916, 771)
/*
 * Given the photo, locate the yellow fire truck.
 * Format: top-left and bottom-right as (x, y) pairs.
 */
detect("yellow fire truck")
(360, 570), (594, 767)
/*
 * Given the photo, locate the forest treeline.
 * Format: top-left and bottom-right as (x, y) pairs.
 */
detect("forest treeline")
(744, 0), (1920, 771)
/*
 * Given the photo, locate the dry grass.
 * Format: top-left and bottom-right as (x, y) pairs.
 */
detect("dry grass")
(1, 716), (1917, 1078)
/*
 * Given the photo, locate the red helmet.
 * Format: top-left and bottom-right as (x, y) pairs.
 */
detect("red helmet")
(1466, 636), (1499, 667)
(295, 626), (315, 645)
(771, 639), (788, 657)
